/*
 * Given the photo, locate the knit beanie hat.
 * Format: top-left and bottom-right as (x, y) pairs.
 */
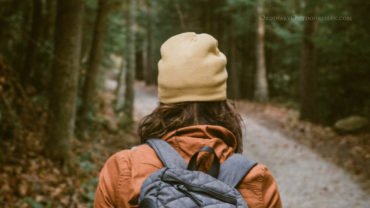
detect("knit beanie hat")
(158, 32), (228, 104)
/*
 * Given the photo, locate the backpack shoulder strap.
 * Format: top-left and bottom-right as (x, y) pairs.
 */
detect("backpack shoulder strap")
(146, 138), (187, 169)
(218, 154), (257, 187)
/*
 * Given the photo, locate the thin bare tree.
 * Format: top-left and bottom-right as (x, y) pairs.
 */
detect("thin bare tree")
(254, 0), (269, 102)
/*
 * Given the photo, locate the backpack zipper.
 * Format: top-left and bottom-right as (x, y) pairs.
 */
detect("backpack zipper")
(163, 174), (237, 205)
(186, 185), (237, 205)
(175, 184), (203, 207)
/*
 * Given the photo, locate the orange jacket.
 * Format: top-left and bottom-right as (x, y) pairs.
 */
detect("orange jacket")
(94, 125), (282, 208)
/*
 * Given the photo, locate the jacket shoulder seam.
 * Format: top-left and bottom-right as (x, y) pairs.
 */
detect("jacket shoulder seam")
(114, 150), (133, 205)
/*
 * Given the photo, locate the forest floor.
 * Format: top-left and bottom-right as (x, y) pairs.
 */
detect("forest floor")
(0, 82), (138, 206)
(1, 81), (369, 207)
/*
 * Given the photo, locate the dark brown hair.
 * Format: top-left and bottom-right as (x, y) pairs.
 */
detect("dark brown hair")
(137, 100), (243, 153)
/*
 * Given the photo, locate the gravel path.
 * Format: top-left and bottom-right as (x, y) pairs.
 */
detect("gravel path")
(243, 117), (369, 208)
(133, 83), (370, 208)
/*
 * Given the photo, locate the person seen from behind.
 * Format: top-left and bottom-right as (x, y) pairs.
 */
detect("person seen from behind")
(94, 32), (282, 208)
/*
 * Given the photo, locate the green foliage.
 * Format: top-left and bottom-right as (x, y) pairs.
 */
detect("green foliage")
(22, 197), (47, 208)
(102, 11), (127, 69)
(0, 0), (368, 132)
(78, 152), (98, 205)
(118, 112), (134, 131)
(81, 177), (99, 203)
(311, 0), (370, 123)
(251, 0), (370, 123)
(79, 153), (96, 172)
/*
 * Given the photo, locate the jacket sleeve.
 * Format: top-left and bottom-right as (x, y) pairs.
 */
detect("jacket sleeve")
(238, 164), (282, 208)
(94, 150), (132, 208)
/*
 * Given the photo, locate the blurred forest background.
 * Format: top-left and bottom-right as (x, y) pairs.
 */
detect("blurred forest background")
(0, 0), (369, 207)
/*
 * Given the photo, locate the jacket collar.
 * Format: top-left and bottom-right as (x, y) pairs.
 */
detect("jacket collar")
(162, 125), (237, 162)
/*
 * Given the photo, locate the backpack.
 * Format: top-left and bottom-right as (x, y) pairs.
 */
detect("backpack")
(138, 138), (257, 208)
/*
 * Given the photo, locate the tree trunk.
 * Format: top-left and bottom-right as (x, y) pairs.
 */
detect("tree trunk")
(33, 0), (56, 92)
(254, 0), (269, 102)
(122, 0), (137, 125)
(80, 0), (110, 123)
(43, 0), (57, 44)
(21, 0), (43, 85)
(299, 2), (317, 121)
(229, 36), (241, 99)
(45, 0), (84, 167)
(115, 1), (129, 111)
(115, 57), (126, 110)
(147, 0), (157, 85)
(142, 0), (152, 85)
(142, 31), (149, 83)
(241, 34), (253, 99)
(174, 1), (186, 30)
(0, 1), (30, 74)
(144, 31), (154, 85)
(136, 50), (143, 80)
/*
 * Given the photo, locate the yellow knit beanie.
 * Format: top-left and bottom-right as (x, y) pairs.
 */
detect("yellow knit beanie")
(158, 32), (228, 104)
